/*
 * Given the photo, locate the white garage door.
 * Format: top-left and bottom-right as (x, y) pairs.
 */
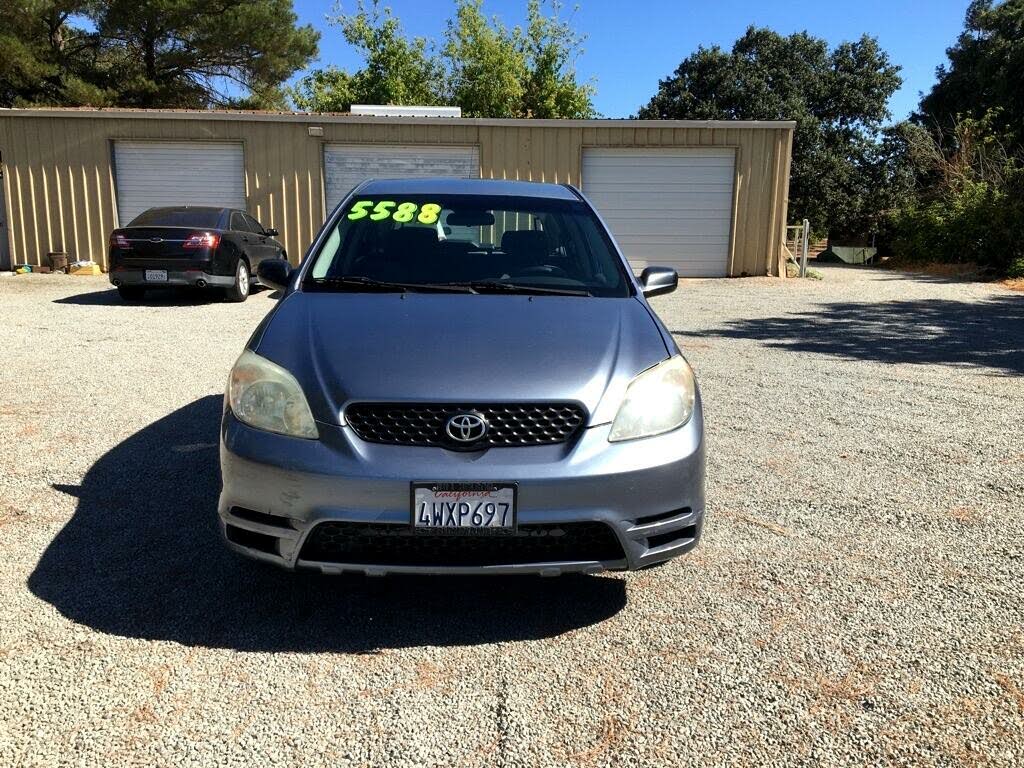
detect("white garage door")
(324, 144), (479, 214)
(113, 141), (246, 226)
(582, 148), (735, 277)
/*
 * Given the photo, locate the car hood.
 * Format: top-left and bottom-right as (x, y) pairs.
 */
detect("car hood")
(254, 292), (671, 426)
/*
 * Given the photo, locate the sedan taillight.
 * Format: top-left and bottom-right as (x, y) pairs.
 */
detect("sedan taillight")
(183, 232), (220, 250)
(109, 231), (130, 249)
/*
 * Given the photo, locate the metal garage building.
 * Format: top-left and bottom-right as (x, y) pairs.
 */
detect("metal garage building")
(0, 108), (794, 277)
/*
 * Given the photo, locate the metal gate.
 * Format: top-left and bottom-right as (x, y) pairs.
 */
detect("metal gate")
(785, 219), (810, 277)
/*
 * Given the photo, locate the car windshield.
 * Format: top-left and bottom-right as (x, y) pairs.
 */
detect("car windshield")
(129, 208), (222, 228)
(303, 194), (631, 297)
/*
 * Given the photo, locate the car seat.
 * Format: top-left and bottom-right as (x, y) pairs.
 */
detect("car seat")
(500, 230), (553, 275)
(376, 227), (440, 282)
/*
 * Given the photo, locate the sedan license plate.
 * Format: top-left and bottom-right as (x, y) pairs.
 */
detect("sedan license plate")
(145, 269), (168, 282)
(412, 483), (516, 532)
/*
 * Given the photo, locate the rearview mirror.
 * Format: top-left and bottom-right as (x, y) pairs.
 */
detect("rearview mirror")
(264, 227), (279, 237)
(446, 210), (495, 227)
(257, 258), (293, 293)
(638, 266), (678, 298)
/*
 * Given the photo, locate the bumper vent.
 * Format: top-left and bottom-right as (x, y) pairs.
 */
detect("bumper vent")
(229, 506), (294, 530)
(645, 525), (698, 551)
(345, 402), (586, 448)
(225, 524), (279, 555)
(635, 506), (691, 526)
(299, 522), (624, 567)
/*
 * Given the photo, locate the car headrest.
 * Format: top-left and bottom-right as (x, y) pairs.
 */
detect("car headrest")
(500, 230), (549, 258)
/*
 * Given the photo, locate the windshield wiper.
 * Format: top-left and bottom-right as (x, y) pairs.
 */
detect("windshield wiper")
(308, 276), (475, 293)
(457, 280), (593, 297)
(308, 276), (589, 296)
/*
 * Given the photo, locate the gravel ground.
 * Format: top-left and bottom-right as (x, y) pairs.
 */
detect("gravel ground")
(1, 265), (1022, 767)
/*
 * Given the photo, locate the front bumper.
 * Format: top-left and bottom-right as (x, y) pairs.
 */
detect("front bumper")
(218, 405), (705, 575)
(109, 269), (234, 288)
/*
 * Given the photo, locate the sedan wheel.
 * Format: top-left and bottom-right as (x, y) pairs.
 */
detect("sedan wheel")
(225, 260), (250, 303)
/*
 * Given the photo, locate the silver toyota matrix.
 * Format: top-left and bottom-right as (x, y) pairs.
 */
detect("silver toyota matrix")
(219, 178), (705, 575)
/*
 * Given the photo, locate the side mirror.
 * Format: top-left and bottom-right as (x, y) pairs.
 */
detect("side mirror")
(638, 266), (678, 298)
(257, 258), (293, 293)
(264, 227), (279, 237)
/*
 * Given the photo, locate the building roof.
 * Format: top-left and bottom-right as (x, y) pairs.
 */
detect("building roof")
(355, 177), (579, 200)
(0, 106), (796, 130)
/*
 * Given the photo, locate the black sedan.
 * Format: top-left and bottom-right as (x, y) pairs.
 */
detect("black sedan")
(107, 206), (287, 302)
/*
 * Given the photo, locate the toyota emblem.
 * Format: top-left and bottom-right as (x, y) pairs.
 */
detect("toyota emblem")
(445, 413), (488, 443)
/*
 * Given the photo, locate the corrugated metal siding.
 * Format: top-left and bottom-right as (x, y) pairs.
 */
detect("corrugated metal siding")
(323, 144), (479, 212)
(0, 112), (792, 276)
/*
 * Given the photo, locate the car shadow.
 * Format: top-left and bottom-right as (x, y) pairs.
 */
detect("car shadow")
(676, 294), (1024, 377)
(28, 396), (625, 652)
(53, 287), (228, 306)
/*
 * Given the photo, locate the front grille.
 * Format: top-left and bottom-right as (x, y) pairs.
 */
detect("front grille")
(299, 522), (625, 566)
(345, 402), (586, 448)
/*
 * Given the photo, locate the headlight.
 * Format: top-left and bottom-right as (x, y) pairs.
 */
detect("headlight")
(228, 350), (319, 439)
(609, 355), (696, 442)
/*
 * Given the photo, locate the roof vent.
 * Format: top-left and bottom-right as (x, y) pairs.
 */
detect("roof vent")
(350, 105), (461, 118)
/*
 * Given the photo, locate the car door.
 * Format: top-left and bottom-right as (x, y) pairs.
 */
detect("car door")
(244, 213), (283, 268)
(227, 211), (255, 265)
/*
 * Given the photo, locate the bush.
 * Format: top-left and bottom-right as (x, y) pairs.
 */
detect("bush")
(887, 113), (1024, 276)
(890, 172), (1024, 275)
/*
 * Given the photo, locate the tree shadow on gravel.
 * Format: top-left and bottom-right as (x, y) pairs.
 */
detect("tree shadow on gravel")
(676, 294), (1024, 376)
(29, 396), (625, 652)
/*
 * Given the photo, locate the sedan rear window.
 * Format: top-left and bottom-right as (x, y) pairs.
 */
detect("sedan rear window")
(304, 194), (631, 297)
(129, 208), (223, 228)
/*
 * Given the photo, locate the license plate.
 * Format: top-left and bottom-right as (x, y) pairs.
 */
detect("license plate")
(145, 269), (168, 282)
(412, 483), (516, 531)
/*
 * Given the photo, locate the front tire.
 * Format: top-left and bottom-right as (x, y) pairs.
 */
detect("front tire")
(117, 285), (146, 302)
(224, 259), (250, 303)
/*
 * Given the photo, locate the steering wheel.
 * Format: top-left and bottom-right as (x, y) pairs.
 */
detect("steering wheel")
(516, 264), (569, 278)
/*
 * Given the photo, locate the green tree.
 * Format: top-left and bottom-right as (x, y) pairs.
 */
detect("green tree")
(289, 67), (357, 113)
(291, 0), (596, 118)
(919, 0), (1024, 145)
(90, 0), (319, 108)
(443, 0), (526, 118)
(0, 1), (110, 107)
(638, 27), (902, 235)
(292, 1), (443, 111)
(2, 0), (318, 108)
(338, 0), (446, 108)
(889, 1), (1024, 275)
(519, 0), (594, 118)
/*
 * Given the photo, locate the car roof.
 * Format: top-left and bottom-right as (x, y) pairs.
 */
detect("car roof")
(353, 177), (580, 200)
(147, 205), (226, 212)
(143, 205), (228, 215)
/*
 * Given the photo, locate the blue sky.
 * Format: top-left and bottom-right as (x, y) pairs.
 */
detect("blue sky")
(293, 0), (970, 120)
